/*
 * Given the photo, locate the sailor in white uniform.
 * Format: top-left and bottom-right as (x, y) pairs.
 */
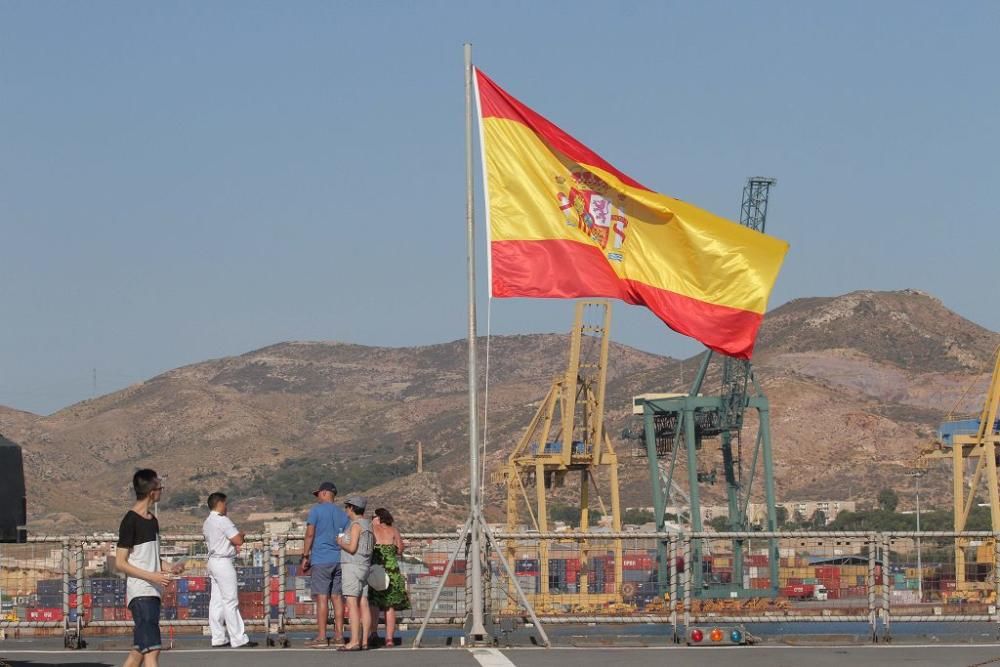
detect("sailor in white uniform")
(202, 492), (252, 648)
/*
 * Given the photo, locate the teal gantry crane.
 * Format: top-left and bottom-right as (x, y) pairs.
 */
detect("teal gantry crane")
(633, 177), (780, 599)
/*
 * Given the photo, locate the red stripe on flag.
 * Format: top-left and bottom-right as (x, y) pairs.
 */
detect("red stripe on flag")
(491, 239), (762, 359)
(623, 280), (762, 359)
(491, 238), (627, 301)
(476, 69), (651, 192)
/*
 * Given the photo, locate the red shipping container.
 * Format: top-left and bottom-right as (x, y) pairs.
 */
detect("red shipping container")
(604, 582), (616, 594)
(178, 607), (191, 620)
(28, 608), (63, 621)
(270, 592), (279, 606)
(185, 577), (208, 592)
(747, 555), (769, 567)
(444, 573), (465, 587)
(115, 607), (131, 621)
(69, 593), (93, 608)
(623, 557), (654, 570)
(428, 563), (447, 576)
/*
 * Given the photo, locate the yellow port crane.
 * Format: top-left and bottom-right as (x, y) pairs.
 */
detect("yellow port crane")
(919, 346), (1000, 591)
(493, 300), (623, 606)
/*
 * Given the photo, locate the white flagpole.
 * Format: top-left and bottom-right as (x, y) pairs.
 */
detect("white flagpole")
(464, 41), (488, 641)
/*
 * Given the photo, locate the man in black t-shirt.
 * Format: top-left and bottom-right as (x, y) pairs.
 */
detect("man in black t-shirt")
(116, 469), (182, 667)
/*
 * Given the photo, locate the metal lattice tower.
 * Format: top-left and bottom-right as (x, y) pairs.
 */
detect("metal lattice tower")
(739, 177), (776, 233)
(720, 178), (776, 507)
(721, 178), (776, 430)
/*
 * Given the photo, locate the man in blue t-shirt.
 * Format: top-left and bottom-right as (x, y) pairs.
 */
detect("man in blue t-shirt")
(301, 481), (350, 648)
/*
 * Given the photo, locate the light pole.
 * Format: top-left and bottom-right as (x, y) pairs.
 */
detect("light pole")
(907, 470), (927, 602)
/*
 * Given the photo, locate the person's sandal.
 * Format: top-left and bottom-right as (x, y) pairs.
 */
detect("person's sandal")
(338, 644), (362, 652)
(306, 638), (329, 648)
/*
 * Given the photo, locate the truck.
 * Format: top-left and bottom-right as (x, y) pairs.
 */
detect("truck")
(780, 583), (828, 601)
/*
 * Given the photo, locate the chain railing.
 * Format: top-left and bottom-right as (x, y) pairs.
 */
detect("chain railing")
(3, 529), (1000, 647)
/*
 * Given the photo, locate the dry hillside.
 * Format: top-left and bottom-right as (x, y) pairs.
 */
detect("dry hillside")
(2, 289), (997, 532)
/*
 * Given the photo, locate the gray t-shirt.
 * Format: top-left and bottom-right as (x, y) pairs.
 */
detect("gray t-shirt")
(341, 518), (373, 567)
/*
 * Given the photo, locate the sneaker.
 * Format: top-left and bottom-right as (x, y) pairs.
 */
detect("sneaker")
(234, 641), (259, 648)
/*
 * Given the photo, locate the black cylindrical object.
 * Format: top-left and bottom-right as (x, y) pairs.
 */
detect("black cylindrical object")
(0, 435), (27, 542)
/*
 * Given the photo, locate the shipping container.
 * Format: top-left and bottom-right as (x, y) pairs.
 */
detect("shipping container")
(36, 580), (63, 595)
(67, 608), (94, 623)
(27, 608), (63, 621)
(184, 577), (209, 592)
(68, 593), (93, 608)
(515, 559), (539, 574)
(623, 556), (654, 570)
(37, 594), (62, 607)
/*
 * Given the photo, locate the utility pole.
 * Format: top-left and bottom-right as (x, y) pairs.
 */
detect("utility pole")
(907, 469), (927, 601)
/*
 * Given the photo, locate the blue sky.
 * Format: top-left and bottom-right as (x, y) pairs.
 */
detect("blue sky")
(2, 1), (998, 414)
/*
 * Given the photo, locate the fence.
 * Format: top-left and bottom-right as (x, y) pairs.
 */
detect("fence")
(485, 530), (1000, 644)
(2, 530), (999, 647)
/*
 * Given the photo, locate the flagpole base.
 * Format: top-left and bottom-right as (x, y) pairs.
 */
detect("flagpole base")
(464, 615), (492, 646)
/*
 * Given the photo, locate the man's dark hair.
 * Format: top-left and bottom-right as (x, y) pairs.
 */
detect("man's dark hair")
(207, 492), (227, 511)
(374, 508), (393, 526)
(133, 469), (159, 500)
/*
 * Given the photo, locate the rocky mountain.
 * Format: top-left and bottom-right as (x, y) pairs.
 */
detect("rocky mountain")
(2, 289), (997, 532)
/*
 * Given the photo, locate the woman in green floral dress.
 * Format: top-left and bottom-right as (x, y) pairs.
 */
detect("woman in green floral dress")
(369, 508), (410, 647)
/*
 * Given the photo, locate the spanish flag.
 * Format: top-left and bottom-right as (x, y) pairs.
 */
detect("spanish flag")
(474, 69), (789, 359)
